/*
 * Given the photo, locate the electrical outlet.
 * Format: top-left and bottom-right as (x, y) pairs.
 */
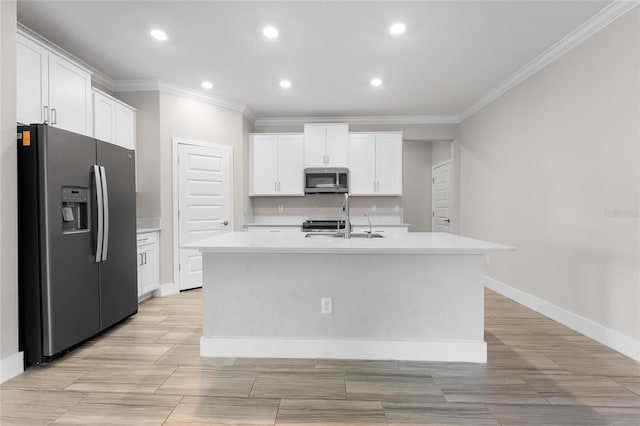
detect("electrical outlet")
(371, 204), (377, 212)
(321, 297), (332, 314)
(394, 204), (400, 213)
(278, 205), (284, 213)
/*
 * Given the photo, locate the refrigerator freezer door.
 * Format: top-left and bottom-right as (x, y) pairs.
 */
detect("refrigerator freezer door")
(97, 141), (138, 330)
(42, 126), (101, 356)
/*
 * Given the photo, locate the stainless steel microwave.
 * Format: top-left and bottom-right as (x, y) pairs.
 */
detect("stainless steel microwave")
(304, 168), (349, 194)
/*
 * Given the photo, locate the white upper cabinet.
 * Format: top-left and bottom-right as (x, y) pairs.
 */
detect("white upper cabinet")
(17, 32), (92, 136)
(349, 132), (403, 196)
(250, 134), (304, 196)
(304, 123), (348, 167)
(92, 89), (136, 150)
(16, 35), (48, 126)
(93, 91), (115, 142)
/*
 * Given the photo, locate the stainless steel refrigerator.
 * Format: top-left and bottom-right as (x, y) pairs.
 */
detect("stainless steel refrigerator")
(18, 124), (138, 366)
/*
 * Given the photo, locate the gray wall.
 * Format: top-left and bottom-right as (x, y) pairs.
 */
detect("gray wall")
(0, 0), (19, 375)
(459, 8), (640, 342)
(403, 141), (432, 232)
(115, 91), (161, 218)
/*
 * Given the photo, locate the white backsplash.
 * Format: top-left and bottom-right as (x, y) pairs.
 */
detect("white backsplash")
(250, 194), (404, 225)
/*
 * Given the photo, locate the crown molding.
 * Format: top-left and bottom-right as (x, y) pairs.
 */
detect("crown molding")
(18, 23), (117, 91)
(253, 115), (460, 126)
(243, 108), (257, 125)
(113, 79), (248, 113)
(460, 0), (640, 121)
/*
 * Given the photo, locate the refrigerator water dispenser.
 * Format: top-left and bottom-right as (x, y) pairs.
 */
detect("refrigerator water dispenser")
(61, 187), (89, 233)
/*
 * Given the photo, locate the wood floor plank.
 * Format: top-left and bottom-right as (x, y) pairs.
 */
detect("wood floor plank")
(487, 403), (609, 425)
(64, 364), (177, 393)
(276, 399), (386, 425)
(156, 366), (257, 397)
(0, 389), (87, 425)
(383, 401), (499, 425)
(251, 370), (346, 399)
(345, 369), (445, 403)
(165, 396), (280, 425)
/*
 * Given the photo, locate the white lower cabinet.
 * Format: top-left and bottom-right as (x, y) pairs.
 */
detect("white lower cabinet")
(137, 231), (159, 301)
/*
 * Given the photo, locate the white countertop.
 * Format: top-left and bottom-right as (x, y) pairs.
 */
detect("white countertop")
(185, 232), (513, 255)
(137, 227), (161, 234)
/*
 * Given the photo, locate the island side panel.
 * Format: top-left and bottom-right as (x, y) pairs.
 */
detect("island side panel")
(201, 252), (486, 362)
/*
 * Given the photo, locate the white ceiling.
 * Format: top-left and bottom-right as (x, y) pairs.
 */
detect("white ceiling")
(17, 1), (614, 120)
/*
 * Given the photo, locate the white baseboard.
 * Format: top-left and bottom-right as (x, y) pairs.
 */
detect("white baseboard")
(0, 352), (24, 383)
(485, 276), (640, 362)
(153, 282), (178, 298)
(201, 337), (487, 363)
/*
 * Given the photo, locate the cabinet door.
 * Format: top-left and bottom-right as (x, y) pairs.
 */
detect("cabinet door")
(349, 134), (376, 195)
(303, 125), (327, 167)
(251, 135), (279, 195)
(140, 244), (159, 295)
(277, 135), (304, 195)
(375, 133), (403, 195)
(93, 91), (115, 143)
(136, 247), (144, 296)
(115, 103), (136, 150)
(325, 124), (348, 166)
(17, 35), (49, 125)
(48, 52), (92, 136)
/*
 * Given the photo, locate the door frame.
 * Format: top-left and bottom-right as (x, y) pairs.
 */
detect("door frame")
(172, 137), (234, 293)
(431, 160), (452, 232)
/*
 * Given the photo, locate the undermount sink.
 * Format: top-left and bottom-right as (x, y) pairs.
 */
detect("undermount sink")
(350, 232), (384, 238)
(304, 232), (384, 239)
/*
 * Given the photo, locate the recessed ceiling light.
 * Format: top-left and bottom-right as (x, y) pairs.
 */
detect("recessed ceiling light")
(150, 29), (168, 41)
(201, 81), (214, 90)
(279, 80), (291, 89)
(263, 26), (279, 39)
(390, 22), (406, 35)
(370, 78), (383, 87)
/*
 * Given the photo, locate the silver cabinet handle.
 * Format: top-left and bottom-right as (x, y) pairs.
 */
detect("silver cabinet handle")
(51, 108), (57, 125)
(93, 165), (104, 262)
(100, 166), (109, 261)
(143, 252), (147, 265)
(43, 106), (49, 124)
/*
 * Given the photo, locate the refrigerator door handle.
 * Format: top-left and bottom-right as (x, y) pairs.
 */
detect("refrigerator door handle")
(100, 166), (109, 262)
(93, 165), (104, 262)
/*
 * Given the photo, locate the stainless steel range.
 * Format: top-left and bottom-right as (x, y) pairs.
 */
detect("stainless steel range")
(301, 220), (347, 233)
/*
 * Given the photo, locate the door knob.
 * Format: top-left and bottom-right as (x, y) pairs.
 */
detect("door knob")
(223, 220), (229, 226)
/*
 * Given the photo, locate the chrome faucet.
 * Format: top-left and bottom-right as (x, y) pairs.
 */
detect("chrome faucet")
(364, 212), (372, 235)
(342, 193), (351, 239)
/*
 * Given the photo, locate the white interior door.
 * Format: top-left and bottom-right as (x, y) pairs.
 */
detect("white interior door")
(178, 143), (232, 290)
(432, 162), (451, 233)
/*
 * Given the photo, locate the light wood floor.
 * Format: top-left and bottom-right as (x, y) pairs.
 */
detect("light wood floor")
(2, 288), (639, 425)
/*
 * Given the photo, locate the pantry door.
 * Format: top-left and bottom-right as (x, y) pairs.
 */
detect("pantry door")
(432, 161), (451, 233)
(176, 140), (232, 291)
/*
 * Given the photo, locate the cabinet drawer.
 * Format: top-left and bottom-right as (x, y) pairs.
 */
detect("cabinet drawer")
(137, 231), (158, 246)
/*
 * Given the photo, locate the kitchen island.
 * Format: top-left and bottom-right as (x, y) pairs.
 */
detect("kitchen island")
(187, 232), (512, 363)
